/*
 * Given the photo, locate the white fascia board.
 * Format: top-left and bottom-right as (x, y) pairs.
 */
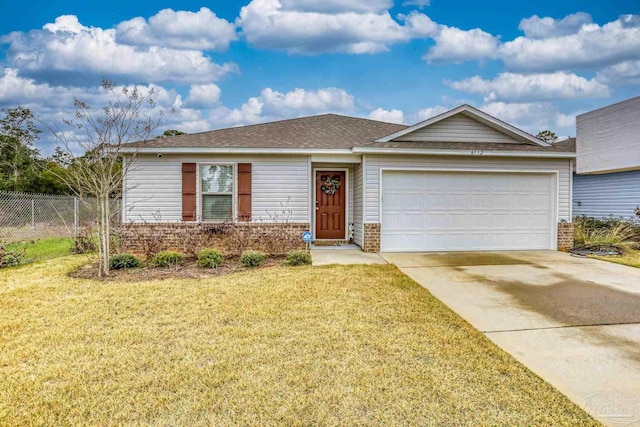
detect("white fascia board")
(376, 104), (549, 147)
(120, 147), (355, 155)
(353, 146), (576, 158)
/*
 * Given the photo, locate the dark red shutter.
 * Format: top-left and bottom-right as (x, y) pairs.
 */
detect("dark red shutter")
(237, 163), (252, 222)
(182, 163), (197, 221)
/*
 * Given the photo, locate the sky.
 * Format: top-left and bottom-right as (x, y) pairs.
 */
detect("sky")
(1, 0), (639, 154)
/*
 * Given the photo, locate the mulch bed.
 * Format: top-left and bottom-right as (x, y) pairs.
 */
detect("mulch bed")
(570, 243), (624, 257)
(70, 255), (286, 281)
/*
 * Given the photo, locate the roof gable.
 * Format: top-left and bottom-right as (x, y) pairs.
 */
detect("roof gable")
(377, 105), (549, 146)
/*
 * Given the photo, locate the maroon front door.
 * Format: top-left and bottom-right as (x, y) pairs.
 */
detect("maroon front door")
(316, 171), (346, 239)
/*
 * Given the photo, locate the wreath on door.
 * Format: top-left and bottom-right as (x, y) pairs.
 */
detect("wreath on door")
(321, 175), (341, 195)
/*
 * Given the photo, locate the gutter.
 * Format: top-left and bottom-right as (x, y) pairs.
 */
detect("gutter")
(121, 146), (576, 159)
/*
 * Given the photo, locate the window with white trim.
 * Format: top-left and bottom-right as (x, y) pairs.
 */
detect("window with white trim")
(201, 164), (234, 221)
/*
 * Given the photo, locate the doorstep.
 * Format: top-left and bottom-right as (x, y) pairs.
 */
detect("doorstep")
(310, 249), (388, 266)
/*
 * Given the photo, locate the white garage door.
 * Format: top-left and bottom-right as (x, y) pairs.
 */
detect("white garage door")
(381, 171), (556, 252)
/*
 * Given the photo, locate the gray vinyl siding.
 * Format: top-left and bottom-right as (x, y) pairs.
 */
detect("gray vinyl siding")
(573, 171), (640, 219)
(124, 154), (309, 223)
(577, 96), (640, 174)
(353, 162), (363, 247)
(365, 155), (572, 222)
(397, 114), (521, 143)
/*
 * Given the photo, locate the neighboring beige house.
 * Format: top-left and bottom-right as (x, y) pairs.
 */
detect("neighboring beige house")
(121, 104), (576, 253)
(574, 95), (640, 219)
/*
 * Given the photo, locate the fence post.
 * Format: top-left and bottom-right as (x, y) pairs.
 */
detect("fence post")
(31, 199), (35, 228)
(74, 197), (78, 242)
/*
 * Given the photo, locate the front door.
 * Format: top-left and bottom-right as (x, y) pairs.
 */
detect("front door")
(315, 171), (346, 239)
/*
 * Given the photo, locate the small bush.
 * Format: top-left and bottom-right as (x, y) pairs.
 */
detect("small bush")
(573, 217), (637, 246)
(109, 253), (140, 270)
(240, 250), (267, 267)
(152, 251), (184, 268)
(197, 249), (224, 269)
(285, 250), (311, 266)
(0, 245), (23, 268)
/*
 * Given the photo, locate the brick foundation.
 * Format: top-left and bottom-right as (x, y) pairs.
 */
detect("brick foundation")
(119, 222), (309, 258)
(557, 222), (574, 251)
(363, 222), (381, 253)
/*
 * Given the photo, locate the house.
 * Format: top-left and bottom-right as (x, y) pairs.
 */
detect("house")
(573, 95), (640, 220)
(120, 104), (575, 253)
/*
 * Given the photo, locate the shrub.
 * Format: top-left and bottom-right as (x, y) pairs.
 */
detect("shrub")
(240, 250), (267, 267)
(573, 217), (637, 246)
(109, 253), (140, 270)
(152, 251), (184, 268)
(285, 250), (311, 266)
(197, 249), (224, 269)
(0, 245), (23, 268)
(72, 227), (97, 254)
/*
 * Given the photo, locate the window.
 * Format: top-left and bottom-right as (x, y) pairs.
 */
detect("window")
(201, 164), (233, 221)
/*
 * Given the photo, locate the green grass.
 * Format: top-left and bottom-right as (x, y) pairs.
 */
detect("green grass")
(591, 248), (640, 268)
(0, 257), (599, 426)
(4, 237), (74, 262)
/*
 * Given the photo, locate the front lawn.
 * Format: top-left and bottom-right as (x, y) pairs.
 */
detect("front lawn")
(0, 257), (598, 426)
(5, 236), (74, 262)
(592, 248), (640, 268)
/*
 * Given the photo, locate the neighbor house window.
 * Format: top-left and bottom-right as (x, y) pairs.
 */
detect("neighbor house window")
(201, 164), (234, 221)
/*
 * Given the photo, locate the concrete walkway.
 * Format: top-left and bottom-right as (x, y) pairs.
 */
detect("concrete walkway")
(311, 249), (387, 266)
(381, 251), (640, 427)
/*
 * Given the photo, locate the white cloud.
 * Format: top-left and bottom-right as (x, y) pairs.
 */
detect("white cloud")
(422, 13), (640, 76)
(185, 83), (222, 108)
(597, 60), (640, 85)
(368, 108), (405, 124)
(237, 0), (437, 54)
(402, 0), (430, 9)
(2, 15), (238, 84)
(518, 12), (592, 39)
(413, 105), (449, 121)
(212, 87), (356, 125)
(279, 0), (393, 13)
(481, 101), (577, 136)
(425, 26), (500, 63)
(116, 7), (237, 51)
(447, 72), (609, 102)
(500, 14), (640, 71)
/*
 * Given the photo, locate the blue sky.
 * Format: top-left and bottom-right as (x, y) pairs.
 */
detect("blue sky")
(1, 0), (639, 153)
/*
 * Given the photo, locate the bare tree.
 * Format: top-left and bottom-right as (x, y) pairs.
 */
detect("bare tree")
(47, 80), (165, 277)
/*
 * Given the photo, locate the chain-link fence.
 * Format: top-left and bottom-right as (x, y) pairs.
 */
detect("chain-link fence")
(0, 191), (121, 266)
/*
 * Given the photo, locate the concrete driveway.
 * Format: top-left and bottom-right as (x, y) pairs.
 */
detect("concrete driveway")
(381, 251), (640, 427)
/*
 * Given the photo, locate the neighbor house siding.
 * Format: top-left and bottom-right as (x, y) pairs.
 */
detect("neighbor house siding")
(577, 96), (640, 174)
(353, 162), (363, 247)
(364, 155), (572, 222)
(397, 114), (521, 143)
(573, 170), (640, 219)
(124, 154), (309, 223)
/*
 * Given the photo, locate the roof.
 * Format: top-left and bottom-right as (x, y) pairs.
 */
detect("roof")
(130, 114), (407, 150)
(366, 139), (576, 153)
(125, 110), (575, 157)
(375, 104), (550, 147)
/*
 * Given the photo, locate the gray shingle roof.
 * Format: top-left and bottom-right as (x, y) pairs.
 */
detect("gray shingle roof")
(130, 113), (576, 154)
(134, 114), (407, 150)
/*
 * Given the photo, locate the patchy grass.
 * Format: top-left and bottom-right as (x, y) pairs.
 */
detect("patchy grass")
(591, 248), (640, 268)
(0, 257), (599, 426)
(4, 236), (74, 262)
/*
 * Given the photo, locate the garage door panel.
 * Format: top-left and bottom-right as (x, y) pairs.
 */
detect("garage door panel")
(381, 171), (555, 252)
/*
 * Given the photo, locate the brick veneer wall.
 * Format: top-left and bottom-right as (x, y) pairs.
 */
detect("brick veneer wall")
(363, 222), (381, 253)
(557, 222), (574, 251)
(120, 222), (309, 258)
